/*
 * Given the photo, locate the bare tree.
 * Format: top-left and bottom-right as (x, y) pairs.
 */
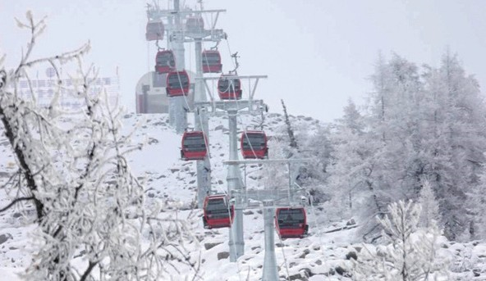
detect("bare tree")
(0, 12), (199, 281)
(280, 99), (298, 151)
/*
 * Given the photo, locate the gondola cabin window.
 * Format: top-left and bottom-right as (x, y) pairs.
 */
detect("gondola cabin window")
(277, 209), (305, 227)
(183, 135), (206, 151)
(167, 73), (189, 89)
(242, 134), (266, 150)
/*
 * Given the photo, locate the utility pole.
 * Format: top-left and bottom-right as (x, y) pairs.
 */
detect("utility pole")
(262, 200), (278, 281)
(227, 109), (244, 261)
(171, 0), (187, 134)
(193, 21), (211, 209)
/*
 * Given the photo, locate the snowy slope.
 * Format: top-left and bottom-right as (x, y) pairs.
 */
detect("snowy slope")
(1, 112), (486, 280)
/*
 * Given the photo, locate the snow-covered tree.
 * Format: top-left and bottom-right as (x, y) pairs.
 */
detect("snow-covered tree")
(261, 138), (290, 190)
(327, 99), (371, 221)
(297, 124), (333, 203)
(0, 12), (198, 280)
(418, 179), (441, 229)
(467, 167), (486, 240)
(329, 51), (486, 241)
(353, 200), (450, 281)
(280, 99), (298, 151)
(345, 54), (424, 241)
(420, 51), (486, 240)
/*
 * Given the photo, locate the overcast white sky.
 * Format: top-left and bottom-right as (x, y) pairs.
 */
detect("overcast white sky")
(2, 0), (486, 122)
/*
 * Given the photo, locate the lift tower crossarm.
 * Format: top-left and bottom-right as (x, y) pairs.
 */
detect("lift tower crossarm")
(199, 75), (268, 80)
(183, 9), (226, 15)
(195, 100), (266, 118)
(148, 8), (226, 17)
(176, 9), (227, 15)
(177, 9), (226, 31)
(223, 159), (311, 165)
(224, 159), (311, 209)
(198, 75), (268, 104)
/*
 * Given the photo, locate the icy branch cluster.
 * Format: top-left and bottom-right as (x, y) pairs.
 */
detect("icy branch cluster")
(0, 13), (198, 281)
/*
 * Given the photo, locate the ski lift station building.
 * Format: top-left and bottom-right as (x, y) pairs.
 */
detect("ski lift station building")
(135, 70), (195, 114)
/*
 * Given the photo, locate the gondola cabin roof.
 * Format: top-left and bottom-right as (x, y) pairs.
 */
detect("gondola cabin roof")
(182, 131), (206, 141)
(146, 21), (164, 41)
(166, 70), (190, 97)
(205, 194), (228, 203)
(242, 130), (266, 137)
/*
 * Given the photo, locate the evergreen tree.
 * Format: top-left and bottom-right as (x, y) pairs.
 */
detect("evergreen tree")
(327, 99), (370, 220)
(467, 168), (486, 240)
(297, 124), (333, 203)
(354, 54), (423, 241)
(332, 51), (486, 241)
(420, 51), (486, 240)
(353, 200), (450, 281)
(418, 179), (441, 229)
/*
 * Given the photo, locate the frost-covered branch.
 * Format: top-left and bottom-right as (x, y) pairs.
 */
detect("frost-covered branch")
(1, 12), (198, 281)
(0, 196), (35, 213)
(353, 200), (450, 280)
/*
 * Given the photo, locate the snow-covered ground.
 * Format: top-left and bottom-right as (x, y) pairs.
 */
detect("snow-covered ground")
(1, 112), (486, 280)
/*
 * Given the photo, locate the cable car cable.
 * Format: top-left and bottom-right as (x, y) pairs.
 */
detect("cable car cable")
(197, 110), (211, 159)
(301, 185), (329, 259)
(276, 230), (291, 279)
(225, 40), (236, 71)
(189, 41), (193, 73)
(301, 196), (333, 281)
(173, 70), (192, 110)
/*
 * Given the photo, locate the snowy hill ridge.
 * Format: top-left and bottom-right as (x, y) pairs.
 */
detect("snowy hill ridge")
(1, 112), (486, 280)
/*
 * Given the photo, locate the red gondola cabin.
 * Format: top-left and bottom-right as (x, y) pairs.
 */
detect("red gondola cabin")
(202, 50), (222, 73)
(166, 70), (190, 97)
(155, 50), (175, 74)
(218, 75), (242, 100)
(181, 131), (207, 160)
(275, 208), (308, 239)
(185, 16), (204, 33)
(146, 21), (164, 41)
(203, 195), (234, 229)
(240, 131), (268, 159)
